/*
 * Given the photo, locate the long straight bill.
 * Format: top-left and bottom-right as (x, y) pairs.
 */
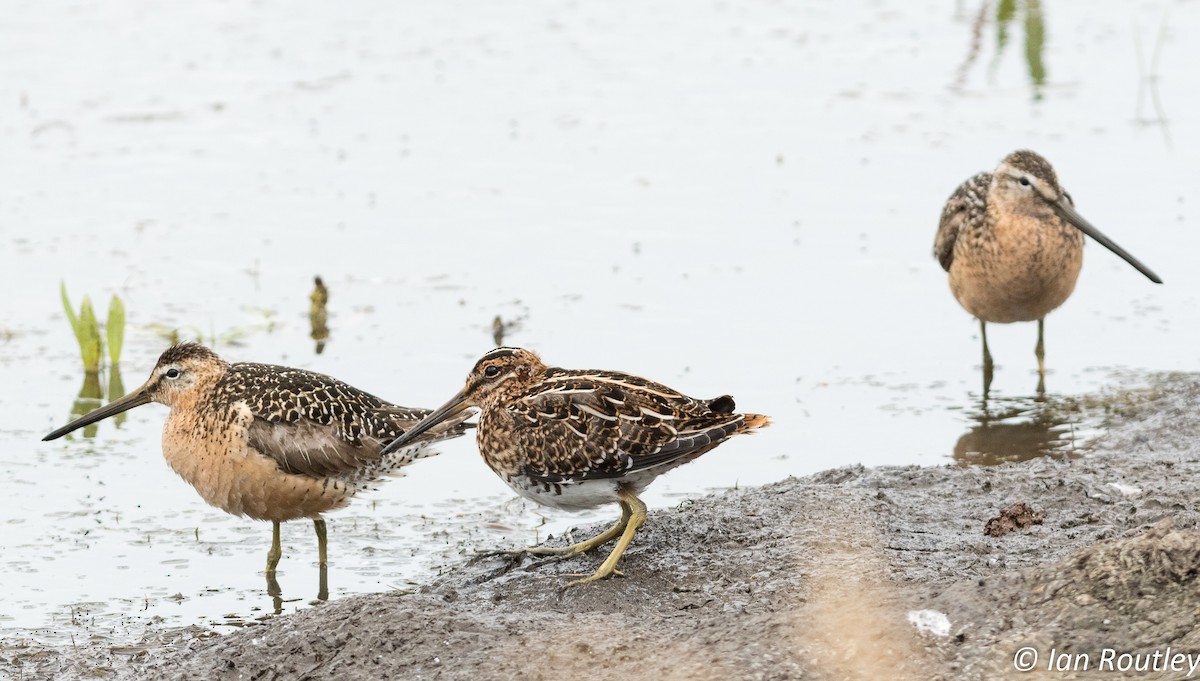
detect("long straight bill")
(43, 386), (153, 441)
(1054, 200), (1163, 284)
(380, 388), (471, 455)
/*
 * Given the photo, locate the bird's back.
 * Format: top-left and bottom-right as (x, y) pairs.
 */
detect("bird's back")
(216, 362), (469, 479)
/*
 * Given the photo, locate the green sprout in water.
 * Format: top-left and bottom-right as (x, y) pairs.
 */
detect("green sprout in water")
(61, 282), (103, 373)
(107, 294), (125, 368)
(60, 283), (128, 437)
(60, 283), (126, 372)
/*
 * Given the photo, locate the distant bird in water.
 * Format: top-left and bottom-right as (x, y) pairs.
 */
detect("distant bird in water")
(43, 343), (468, 597)
(382, 347), (770, 588)
(934, 150), (1162, 393)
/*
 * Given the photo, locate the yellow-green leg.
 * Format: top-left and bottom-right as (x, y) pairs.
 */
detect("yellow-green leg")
(313, 518), (328, 568)
(266, 520), (282, 574)
(980, 319), (994, 396)
(477, 502), (632, 566)
(1035, 318), (1046, 394)
(317, 565), (329, 602)
(313, 518), (329, 601)
(527, 502), (632, 559)
(563, 489), (647, 589)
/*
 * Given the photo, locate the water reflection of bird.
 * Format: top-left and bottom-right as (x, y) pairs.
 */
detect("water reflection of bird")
(43, 342), (468, 596)
(953, 395), (1080, 466)
(934, 150), (1161, 393)
(381, 347), (770, 588)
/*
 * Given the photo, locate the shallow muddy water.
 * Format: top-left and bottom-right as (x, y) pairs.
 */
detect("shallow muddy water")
(1, 0), (1198, 656)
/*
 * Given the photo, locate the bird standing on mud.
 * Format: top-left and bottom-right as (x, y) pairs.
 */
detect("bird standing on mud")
(43, 343), (468, 595)
(934, 150), (1162, 392)
(382, 347), (770, 588)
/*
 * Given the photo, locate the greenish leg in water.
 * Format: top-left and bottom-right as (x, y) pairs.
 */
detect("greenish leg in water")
(313, 518), (327, 568)
(314, 518), (329, 601)
(981, 319), (994, 396)
(267, 520), (282, 574)
(317, 565), (329, 602)
(1035, 318), (1046, 395)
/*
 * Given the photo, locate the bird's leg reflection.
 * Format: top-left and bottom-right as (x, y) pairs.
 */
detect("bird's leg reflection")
(954, 392), (1081, 466)
(266, 571), (283, 615)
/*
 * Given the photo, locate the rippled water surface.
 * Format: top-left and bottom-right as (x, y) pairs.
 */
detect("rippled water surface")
(2, 0), (1198, 654)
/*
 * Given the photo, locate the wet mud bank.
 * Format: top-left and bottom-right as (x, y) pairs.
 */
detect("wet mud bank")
(25, 376), (1200, 680)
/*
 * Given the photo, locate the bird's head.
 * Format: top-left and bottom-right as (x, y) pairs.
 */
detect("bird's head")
(379, 347), (547, 454)
(43, 342), (229, 441)
(991, 149), (1065, 215)
(987, 149), (1162, 284)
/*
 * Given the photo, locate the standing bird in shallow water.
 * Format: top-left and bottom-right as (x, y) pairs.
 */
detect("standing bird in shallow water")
(43, 343), (468, 596)
(381, 347), (770, 588)
(934, 150), (1162, 393)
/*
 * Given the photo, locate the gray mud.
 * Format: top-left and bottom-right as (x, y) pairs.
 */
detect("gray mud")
(10, 376), (1200, 681)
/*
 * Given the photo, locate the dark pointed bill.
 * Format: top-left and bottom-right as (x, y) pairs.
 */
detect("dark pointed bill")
(1054, 200), (1163, 284)
(43, 386), (153, 441)
(380, 388), (472, 456)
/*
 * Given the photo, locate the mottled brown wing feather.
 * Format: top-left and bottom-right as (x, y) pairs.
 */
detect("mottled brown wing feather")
(223, 363), (463, 478)
(934, 172), (991, 272)
(247, 419), (398, 479)
(507, 369), (750, 484)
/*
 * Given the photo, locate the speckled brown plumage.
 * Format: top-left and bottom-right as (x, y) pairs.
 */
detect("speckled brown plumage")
(480, 364), (762, 495)
(220, 361), (435, 480)
(935, 151), (1082, 323)
(382, 347), (770, 586)
(932, 150), (1161, 391)
(44, 342), (468, 576)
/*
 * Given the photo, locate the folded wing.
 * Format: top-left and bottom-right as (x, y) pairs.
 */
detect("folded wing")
(223, 363), (466, 478)
(935, 171), (991, 272)
(508, 369), (758, 485)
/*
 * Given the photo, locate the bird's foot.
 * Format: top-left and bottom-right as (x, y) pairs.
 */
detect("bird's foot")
(469, 534), (612, 565)
(466, 547), (538, 565)
(524, 550), (589, 570)
(560, 568), (625, 590)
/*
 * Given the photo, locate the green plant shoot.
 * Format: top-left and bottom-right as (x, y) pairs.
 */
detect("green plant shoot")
(60, 282), (104, 372)
(107, 295), (125, 366)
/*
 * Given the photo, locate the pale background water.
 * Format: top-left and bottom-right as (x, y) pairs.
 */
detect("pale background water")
(1, 0), (1197, 649)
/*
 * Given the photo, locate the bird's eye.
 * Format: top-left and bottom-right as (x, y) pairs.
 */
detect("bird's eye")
(1018, 177), (1031, 187)
(484, 366), (501, 378)
(165, 368), (181, 379)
